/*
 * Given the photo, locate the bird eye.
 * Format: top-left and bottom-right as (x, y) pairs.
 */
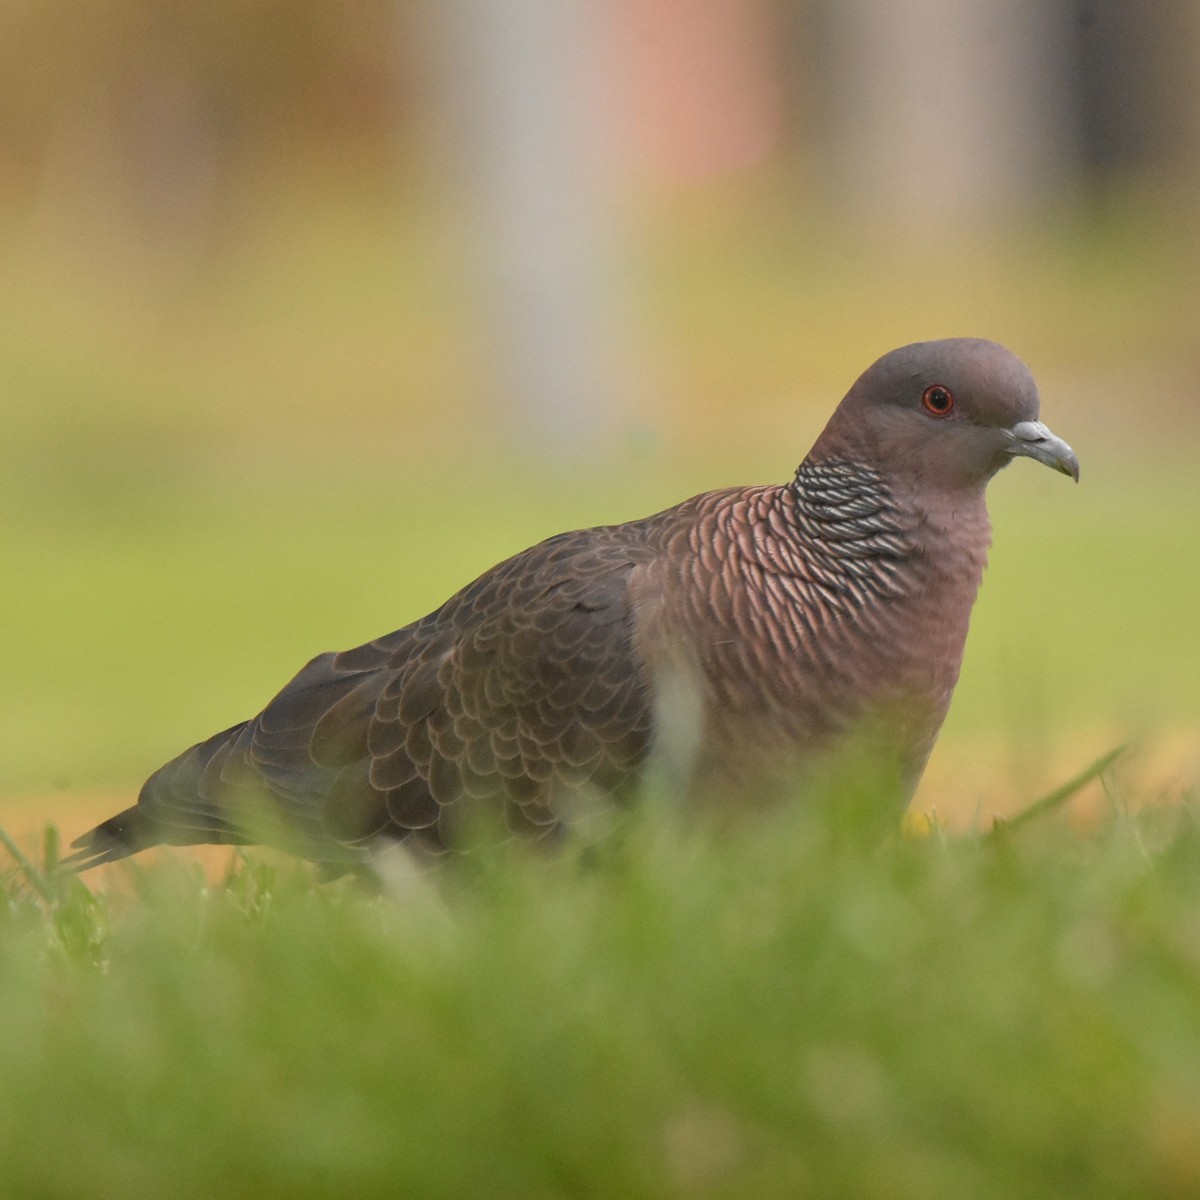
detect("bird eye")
(922, 384), (955, 416)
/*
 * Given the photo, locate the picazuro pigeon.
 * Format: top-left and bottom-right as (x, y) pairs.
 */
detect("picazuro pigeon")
(64, 338), (1079, 869)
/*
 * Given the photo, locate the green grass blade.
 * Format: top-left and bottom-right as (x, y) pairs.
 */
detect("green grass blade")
(0, 823), (57, 902)
(988, 743), (1127, 838)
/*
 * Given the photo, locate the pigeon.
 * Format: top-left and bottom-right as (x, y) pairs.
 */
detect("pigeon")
(64, 338), (1078, 870)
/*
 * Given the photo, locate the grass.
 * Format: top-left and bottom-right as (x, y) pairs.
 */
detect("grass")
(3, 759), (1200, 1199)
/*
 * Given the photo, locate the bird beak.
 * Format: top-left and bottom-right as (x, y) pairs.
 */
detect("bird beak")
(1006, 421), (1080, 482)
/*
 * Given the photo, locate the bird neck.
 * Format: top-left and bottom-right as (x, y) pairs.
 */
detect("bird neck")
(777, 455), (992, 696)
(775, 454), (989, 788)
(786, 454), (992, 592)
(781, 458), (922, 602)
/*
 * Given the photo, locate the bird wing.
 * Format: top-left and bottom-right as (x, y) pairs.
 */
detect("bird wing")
(63, 526), (657, 868)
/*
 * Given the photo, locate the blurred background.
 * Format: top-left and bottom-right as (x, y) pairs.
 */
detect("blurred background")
(2, 0), (1198, 836)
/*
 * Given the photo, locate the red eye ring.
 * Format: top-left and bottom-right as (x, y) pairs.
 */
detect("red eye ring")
(922, 384), (955, 417)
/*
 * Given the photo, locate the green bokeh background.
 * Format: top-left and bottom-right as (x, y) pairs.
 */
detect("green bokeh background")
(3, 199), (1197, 804)
(0, 5), (1198, 818)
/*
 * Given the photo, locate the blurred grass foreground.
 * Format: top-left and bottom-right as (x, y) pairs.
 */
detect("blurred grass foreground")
(5, 793), (1200, 1198)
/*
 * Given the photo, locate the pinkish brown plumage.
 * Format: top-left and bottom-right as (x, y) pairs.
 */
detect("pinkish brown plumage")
(65, 338), (1078, 870)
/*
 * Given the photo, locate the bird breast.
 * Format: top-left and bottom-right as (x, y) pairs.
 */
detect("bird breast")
(637, 463), (990, 798)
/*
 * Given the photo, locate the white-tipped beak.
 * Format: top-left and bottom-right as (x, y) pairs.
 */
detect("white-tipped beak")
(1007, 421), (1080, 482)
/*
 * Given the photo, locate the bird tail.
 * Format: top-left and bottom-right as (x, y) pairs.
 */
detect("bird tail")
(58, 805), (165, 872)
(59, 720), (258, 873)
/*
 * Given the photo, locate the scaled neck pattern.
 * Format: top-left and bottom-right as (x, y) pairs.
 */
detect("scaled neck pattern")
(783, 458), (922, 605)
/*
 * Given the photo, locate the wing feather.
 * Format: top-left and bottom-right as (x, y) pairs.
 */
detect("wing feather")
(65, 524), (659, 868)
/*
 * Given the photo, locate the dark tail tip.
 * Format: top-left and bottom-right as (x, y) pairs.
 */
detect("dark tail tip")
(58, 806), (160, 873)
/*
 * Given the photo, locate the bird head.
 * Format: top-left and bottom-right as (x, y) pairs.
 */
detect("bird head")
(810, 338), (1079, 493)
